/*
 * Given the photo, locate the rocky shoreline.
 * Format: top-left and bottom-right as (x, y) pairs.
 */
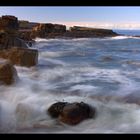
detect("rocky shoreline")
(0, 15), (120, 125)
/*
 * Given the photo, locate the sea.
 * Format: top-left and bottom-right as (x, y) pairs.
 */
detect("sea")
(1, 29), (140, 133)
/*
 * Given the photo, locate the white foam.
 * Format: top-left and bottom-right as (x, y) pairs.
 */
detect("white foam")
(1, 36), (140, 133)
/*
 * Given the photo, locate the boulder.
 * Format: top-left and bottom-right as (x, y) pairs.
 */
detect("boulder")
(59, 102), (95, 125)
(48, 102), (68, 118)
(0, 60), (18, 85)
(0, 47), (38, 67)
(48, 102), (95, 125)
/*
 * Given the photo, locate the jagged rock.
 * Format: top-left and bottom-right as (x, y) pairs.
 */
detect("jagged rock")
(48, 102), (95, 125)
(0, 15), (19, 34)
(0, 60), (18, 85)
(0, 47), (38, 67)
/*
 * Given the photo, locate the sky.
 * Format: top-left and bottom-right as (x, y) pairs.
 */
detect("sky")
(0, 6), (140, 29)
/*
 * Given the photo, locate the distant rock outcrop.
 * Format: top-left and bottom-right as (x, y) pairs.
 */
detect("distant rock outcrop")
(31, 24), (118, 38)
(0, 60), (18, 85)
(48, 102), (96, 125)
(31, 23), (66, 38)
(0, 47), (38, 67)
(65, 26), (118, 38)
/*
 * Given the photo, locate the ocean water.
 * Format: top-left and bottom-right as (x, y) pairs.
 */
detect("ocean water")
(114, 29), (140, 36)
(1, 33), (140, 133)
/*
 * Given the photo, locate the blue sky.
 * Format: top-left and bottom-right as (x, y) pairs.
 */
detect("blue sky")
(0, 7), (140, 29)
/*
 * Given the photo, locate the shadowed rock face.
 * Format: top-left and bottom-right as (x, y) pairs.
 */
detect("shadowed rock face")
(0, 47), (38, 67)
(0, 32), (28, 49)
(0, 15), (19, 34)
(0, 60), (18, 85)
(0, 16), (29, 49)
(48, 102), (96, 125)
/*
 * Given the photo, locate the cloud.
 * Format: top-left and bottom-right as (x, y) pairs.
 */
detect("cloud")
(52, 21), (140, 29)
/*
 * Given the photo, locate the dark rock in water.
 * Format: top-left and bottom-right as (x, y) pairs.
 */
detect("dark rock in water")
(0, 47), (38, 67)
(47, 102), (68, 118)
(59, 102), (95, 125)
(48, 101), (95, 125)
(101, 56), (113, 62)
(0, 60), (18, 85)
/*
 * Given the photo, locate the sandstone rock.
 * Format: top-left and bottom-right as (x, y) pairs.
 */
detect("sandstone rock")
(0, 60), (18, 85)
(0, 15), (19, 34)
(0, 47), (38, 67)
(48, 102), (95, 125)
(31, 23), (66, 38)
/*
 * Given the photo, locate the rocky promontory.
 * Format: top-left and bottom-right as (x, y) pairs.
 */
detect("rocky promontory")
(31, 24), (118, 39)
(0, 15), (38, 68)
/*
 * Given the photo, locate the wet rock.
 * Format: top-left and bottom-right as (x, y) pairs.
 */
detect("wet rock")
(0, 60), (18, 85)
(59, 102), (95, 125)
(48, 102), (68, 118)
(0, 47), (38, 67)
(48, 102), (96, 125)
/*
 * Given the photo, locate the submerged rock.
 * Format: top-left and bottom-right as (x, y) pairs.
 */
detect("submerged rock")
(0, 47), (38, 67)
(48, 102), (95, 125)
(101, 56), (113, 62)
(0, 60), (18, 85)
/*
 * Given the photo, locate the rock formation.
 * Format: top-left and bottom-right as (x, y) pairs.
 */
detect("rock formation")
(0, 60), (18, 85)
(31, 23), (66, 38)
(0, 15), (38, 67)
(0, 47), (38, 67)
(0, 15), (18, 34)
(48, 102), (96, 125)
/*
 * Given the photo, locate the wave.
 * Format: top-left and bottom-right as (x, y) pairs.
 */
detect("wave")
(110, 35), (140, 40)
